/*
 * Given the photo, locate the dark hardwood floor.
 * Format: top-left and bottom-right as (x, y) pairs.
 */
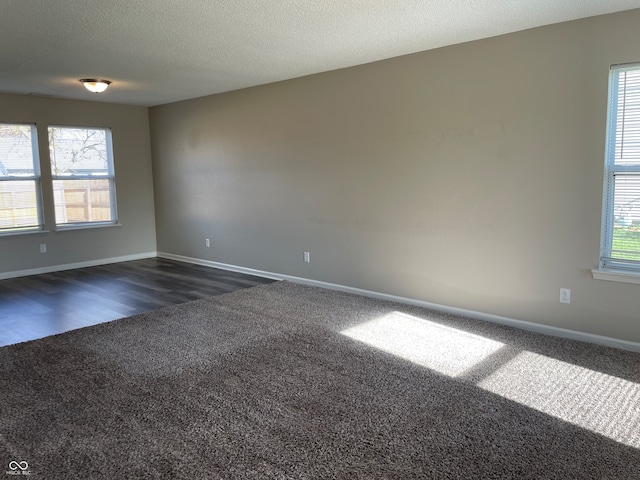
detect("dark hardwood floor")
(0, 257), (276, 347)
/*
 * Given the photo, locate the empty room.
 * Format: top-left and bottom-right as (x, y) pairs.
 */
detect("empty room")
(1, 1), (640, 478)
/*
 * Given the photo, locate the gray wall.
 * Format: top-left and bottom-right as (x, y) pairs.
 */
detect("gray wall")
(0, 94), (156, 273)
(150, 10), (640, 344)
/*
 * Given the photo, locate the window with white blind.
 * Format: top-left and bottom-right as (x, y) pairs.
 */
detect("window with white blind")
(600, 63), (640, 273)
(48, 126), (117, 228)
(0, 123), (43, 234)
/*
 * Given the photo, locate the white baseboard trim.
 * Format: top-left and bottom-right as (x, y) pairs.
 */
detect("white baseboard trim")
(158, 252), (284, 280)
(0, 251), (158, 280)
(158, 252), (640, 353)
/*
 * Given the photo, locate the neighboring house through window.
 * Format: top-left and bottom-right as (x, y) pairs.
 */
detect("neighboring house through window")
(0, 123), (43, 234)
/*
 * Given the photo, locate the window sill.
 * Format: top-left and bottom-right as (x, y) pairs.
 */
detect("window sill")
(0, 229), (49, 238)
(592, 268), (640, 285)
(54, 222), (122, 232)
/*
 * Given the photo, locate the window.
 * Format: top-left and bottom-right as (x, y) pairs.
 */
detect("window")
(600, 63), (640, 272)
(48, 126), (117, 228)
(0, 123), (43, 234)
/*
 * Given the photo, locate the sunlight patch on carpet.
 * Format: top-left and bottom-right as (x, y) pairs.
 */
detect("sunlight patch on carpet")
(340, 311), (505, 377)
(478, 351), (640, 449)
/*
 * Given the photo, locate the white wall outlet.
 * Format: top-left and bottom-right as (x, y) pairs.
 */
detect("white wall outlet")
(303, 251), (310, 263)
(205, 238), (210, 248)
(40, 243), (46, 253)
(559, 288), (571, 304)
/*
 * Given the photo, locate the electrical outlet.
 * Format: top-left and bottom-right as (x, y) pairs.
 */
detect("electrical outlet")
(559, 288), (571, 304)
(303, 252), (310, 263)
(205, 238), (210, 248)
(40, 244), (46, 253)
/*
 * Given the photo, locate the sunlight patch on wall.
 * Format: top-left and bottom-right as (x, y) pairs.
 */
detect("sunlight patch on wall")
(478, 351), (640, 449)
(341, 311), (504, 377)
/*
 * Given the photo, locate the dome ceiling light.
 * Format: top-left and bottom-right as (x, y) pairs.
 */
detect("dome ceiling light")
(79, 79), (111, 93)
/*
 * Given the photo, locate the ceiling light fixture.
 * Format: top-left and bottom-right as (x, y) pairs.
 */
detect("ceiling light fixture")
(80, 79), (111, 93)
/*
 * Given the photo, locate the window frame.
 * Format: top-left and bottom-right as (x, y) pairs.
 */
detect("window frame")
(0, 122), (44, 236)
(597, 62), (640, 279)
(47, 125), (118, 230)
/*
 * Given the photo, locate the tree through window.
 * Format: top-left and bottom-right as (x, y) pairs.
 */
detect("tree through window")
(48, 126), (117, 227)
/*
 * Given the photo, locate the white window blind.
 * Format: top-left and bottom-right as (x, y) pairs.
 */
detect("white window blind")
(0, 123), (43, 234)
(601, 63), (640, 271)
(48, 126), (117, 228)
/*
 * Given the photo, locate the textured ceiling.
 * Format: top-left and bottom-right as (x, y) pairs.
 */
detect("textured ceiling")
(1, 0), (640, 107)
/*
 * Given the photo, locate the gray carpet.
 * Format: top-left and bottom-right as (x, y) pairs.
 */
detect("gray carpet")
(1, 281), (639, 479)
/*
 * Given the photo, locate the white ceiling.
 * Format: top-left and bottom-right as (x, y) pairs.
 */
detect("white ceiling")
(1, 0), (640, 107)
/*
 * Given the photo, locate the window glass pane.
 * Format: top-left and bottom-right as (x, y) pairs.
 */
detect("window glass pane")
(0, 124), (36, 176)
(611, 173), (640, 262)
(48, 127), (110, 177)
(0, 180), (40, 230)
(0, 123), (41, 233)
(613, 69), (640, 166)
(48, 126), (117, 227)
(53, 179), (113, 224)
